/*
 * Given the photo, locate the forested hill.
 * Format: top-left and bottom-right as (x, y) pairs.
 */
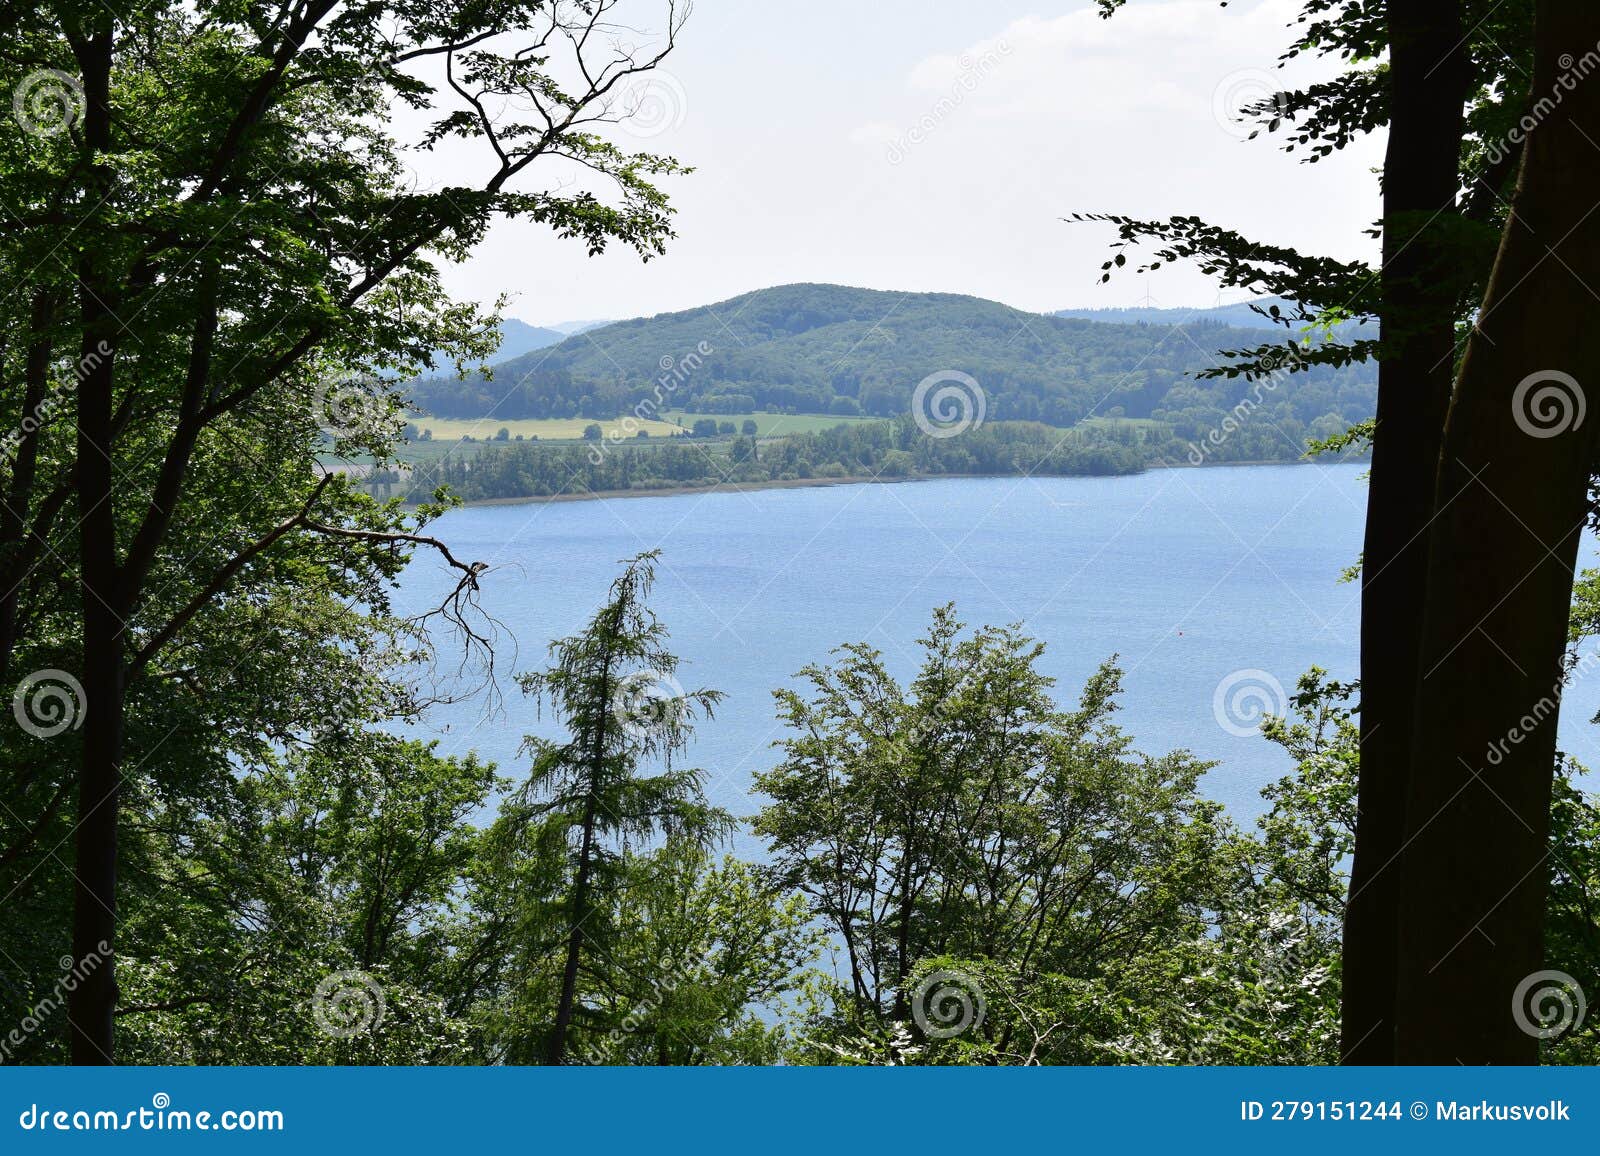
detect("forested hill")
(1051, 297), (1300, 328)
(406, 283), (1376, 427)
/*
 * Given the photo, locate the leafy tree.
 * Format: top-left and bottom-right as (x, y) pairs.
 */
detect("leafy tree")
(486, 551), (730, 1064)
(1396, 0), (1600, 1061)
(757, 607), (1239, 1061)
(0, 733), (503, 1065)
(1088, 0), (1539, 1061)
(404, 418), (1157, 504)
(573, 838), (821, 1065)
(0, 0), (687, 1062)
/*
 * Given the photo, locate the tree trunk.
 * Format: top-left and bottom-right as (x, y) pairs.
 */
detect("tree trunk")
(69, 315), (123, 1065)
(0, 290), (56, 687)
(548, 790), (599, 1065)
(69, 302), (123, 1065)
(1342, 0), (1470, 1064)
(1395, 0), (1600, 1063)
(69, 597), (123, 1064)
(66, 28), (122, 1067)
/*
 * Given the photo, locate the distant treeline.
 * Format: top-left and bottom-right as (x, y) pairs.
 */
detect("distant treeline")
(401, 419), (1161, 502)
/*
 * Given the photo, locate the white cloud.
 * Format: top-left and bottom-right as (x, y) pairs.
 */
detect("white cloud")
(432, 0), (1383, 325)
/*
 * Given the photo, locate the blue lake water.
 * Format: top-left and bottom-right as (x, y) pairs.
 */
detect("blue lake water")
(395, 463), (1600, 855)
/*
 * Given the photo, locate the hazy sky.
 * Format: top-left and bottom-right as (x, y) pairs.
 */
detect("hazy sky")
(414, 0), (1386, 328)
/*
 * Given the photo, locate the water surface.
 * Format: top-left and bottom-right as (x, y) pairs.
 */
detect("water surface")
(395, 464), (1600, 854)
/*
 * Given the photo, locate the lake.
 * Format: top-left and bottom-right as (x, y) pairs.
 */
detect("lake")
(394, 463), (1600, 855)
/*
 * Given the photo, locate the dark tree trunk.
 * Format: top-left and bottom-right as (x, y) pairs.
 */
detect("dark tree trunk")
(69, 309), (123, 1065)
(1341, 0), (1468, 1065)
(0, 290), (56, 687)
(548, 790), (599, 1065)
(1395, 0), (1600, 1064)
(66, 28), (122, 1065)
(69, 596), (123, 1064)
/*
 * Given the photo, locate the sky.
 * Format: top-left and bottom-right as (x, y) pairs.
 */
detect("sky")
(406, 0), (1386, 328)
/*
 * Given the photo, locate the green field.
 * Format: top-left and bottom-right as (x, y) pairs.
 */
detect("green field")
(660, 411), (875, 436)
(326, 410), (885, 473)
(1078, 416), (1167, 430)
(406, 411), (877, 442)
(408, 415), (685, 441)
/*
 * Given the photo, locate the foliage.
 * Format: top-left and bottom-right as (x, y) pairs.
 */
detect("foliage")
(397, 415), (1314, 504)
(0, 0), (693, 1060)
(755, 607), (1250, 1064)
(478, 551), (732, 1063)
(405, 283), (1376, 434)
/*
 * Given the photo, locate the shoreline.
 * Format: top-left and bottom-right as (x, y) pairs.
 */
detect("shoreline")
(410, 456), (1364, 509)
(454, 474), (918, 507)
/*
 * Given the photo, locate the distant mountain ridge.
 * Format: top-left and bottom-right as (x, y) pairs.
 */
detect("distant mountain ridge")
(426, 318), (564, 372)
(407, 283), (1374, 458)
(1053, 297), (1304, 329)
(546, 318), (613, 336)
